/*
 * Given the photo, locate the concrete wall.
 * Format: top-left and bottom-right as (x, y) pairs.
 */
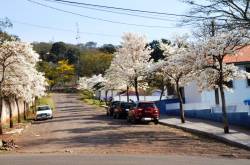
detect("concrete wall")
(156, 98), (250, 128)
(184, 65), (250, 107)
(164, 109), (250, 129)
(95, 90), (119, 100)
(1, 98), (25, 125)
(184, 81), (202, 103)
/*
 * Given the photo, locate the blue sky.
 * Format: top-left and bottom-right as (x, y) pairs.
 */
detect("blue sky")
(1, 0), (192, 45)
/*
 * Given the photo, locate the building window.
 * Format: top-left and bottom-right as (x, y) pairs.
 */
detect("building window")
(246, 67), (250, 86)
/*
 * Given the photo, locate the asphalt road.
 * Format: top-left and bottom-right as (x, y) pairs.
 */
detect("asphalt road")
(0, 154), (249, 165)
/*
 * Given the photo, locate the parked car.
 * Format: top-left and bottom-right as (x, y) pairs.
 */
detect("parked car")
(127, 101), (159, 124)
(106, 101), (120, 116)
(113, 102), (136, 119)
(35, 105), (53, 120)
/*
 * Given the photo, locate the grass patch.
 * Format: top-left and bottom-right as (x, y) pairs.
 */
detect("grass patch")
(83, 98), (106, 107)
(37, 93), (55, 111)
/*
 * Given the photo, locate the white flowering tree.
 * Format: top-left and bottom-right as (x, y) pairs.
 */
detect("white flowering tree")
(193, 30), (250, 133)
(78, 74), (105, 91)
(103, 62), (130, 102)
(109, 33), (152, 101)
(156, 37), (196, 123)
(78, 74), (106, 100)
(0, 40), (47, 133)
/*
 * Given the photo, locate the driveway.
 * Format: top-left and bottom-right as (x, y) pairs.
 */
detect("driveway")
(9, 93), (250, 159)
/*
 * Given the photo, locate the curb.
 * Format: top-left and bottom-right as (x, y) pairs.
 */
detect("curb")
(159, 121), (250, 151)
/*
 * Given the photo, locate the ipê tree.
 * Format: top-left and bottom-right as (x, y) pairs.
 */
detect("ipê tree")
(103, 62), (130, 102)
(193, 29), (250, 133)
(156, 37), (196, 123)
(111, 33), (152, 101)
(0, 39), (47, 132)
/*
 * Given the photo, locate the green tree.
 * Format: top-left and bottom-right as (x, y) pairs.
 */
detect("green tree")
(148, 39), (170, 62)
(79, 50), (113, 76)
(65, 47), (80, 64)
(50, 42), (67, 61)
(99, 44), (116, 54)
(32, 42), (52, 61)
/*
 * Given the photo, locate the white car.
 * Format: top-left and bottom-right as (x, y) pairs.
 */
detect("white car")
(35, 105), (53, 120)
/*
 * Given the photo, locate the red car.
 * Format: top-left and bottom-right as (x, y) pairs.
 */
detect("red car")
(127, 101), (159, 124)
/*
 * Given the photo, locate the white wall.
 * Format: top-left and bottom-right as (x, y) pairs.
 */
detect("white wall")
(199, 79), (250, 107)
(184, 81), (202, 103)
(1, 98), (25, 125)
(95, 90), (119, 100)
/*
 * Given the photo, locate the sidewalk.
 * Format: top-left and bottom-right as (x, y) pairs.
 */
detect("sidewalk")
(159, 116), (250, 150)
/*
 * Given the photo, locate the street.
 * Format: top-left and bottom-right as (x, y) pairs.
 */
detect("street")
(1, 93), (250, 164)
(0, 154), (250, 165)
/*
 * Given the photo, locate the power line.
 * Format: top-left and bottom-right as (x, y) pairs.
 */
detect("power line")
(42, 0), (212, 19)
(12, 20), (120, 38)
(41, 0), (179, 22)
(27, 0), (186, 29)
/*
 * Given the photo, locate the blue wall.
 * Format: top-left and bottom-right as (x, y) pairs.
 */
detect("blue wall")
(155, 99), (179, 114)
(156, 100), (250, 129)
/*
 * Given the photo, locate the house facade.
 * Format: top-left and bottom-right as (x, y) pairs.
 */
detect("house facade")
(167, 46), (250, 113)
(164, 46), (250, 128)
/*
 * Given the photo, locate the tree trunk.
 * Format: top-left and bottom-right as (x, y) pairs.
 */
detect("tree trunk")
(126, 86), (129, 103)
(23, 101), (27, 120)
(219, 84), (229, 133)
(176, 82), (185, 123)
(0, 97), (3, 134)
(160, 85), (165, 101)
(6, 98), (13, 128)
(15, 98), (21, 123)
(134, 77), (139, 101)
(218, 59), (229, 133)
(33, 96), (38, 114)
(159, 77), (165, 101)
(105, 90), (108, 105)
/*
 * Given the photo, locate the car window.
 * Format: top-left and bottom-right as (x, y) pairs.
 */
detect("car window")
(37, 106), (50, 111)
(138, 103), (156, 109)
(120, 103), (135, 109)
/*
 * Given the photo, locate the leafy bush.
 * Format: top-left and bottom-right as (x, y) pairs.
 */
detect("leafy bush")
(79, 89), (94, 99)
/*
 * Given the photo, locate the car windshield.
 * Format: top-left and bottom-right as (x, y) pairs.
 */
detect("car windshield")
(37, 106), (50, 111)
(120, 102), (136, 109)
(138, 103), (156, 109)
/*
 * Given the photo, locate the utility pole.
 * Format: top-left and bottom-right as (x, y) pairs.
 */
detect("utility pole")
(75, 22), (80, 45)
(75, 22), (81, 81)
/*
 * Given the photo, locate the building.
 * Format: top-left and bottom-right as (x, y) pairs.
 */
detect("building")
(164, 45), (250, 128)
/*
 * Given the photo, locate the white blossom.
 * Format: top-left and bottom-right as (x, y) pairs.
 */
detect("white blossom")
(0, 40), (47, 103)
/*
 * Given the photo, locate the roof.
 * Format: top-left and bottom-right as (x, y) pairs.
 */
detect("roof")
(224, 45), (250, 64)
